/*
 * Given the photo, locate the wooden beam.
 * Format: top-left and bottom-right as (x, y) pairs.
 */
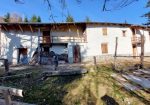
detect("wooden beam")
(2, 25), (8, 31)
(29, 25), (33, 33)
(18, 24), (23, 32)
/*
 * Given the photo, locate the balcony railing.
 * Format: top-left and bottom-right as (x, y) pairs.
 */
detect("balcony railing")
(51, 36), (86, 43)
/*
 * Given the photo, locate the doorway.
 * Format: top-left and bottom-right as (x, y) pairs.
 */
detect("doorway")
(18, 48), (28, 64)
(73, 45), (81, 63)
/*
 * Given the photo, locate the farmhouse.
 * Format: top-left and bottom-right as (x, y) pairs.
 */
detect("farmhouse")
(0, 22), (149, 65)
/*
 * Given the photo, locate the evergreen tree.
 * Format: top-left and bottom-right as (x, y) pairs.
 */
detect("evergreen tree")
(85, 16), (91, 22)
(4, 13), (10, 22)
(37, 16), (41, 22)
(66, 14), (74, 22)
(143, 0), (150, 25)
(24, 16), (28, 22)
(30, 15), (37, 22)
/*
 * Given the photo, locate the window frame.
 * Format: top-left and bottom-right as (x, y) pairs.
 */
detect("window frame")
(101, 43), (108, 54)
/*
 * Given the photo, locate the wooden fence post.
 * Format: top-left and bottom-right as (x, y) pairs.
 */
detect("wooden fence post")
(114, 37), (118, 70)
(93, 56), (97, 66)
(140, 35), (144, 69)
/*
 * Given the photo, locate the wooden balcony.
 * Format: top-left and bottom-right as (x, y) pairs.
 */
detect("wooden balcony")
(51, 36), (86, 43)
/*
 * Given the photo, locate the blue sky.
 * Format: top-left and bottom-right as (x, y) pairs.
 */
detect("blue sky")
(0, 0), (148, 25)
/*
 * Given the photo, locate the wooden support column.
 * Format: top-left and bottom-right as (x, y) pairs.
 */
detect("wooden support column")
(114, 37), (118, 70)
(140, 34), (144, 69)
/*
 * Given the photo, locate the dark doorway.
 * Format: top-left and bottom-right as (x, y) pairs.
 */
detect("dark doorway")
(73, 45), (81, 63)
(18, 48), (28, 64)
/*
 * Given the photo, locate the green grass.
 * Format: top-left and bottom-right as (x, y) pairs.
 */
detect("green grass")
(0, 65), (149, 105)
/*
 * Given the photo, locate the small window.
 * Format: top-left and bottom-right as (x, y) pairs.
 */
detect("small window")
(102, 28), (107, 36)
(101, 43), (108, 54)
(122, 30), (126, 37)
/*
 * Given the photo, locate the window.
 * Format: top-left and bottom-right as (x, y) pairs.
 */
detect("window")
(101, 43), (108, 54)
(102, 28), (107, 36)
(122, 30), (126, 37)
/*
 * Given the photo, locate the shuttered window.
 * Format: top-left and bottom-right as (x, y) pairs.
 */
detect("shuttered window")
(102, 28), (107, 36)
(101, 43), (108, 54)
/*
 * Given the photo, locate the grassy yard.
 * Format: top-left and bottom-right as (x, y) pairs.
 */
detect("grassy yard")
(0, 64), (149, 105)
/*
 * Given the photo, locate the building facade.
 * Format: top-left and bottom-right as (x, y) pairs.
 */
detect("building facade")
(0, 22), (149, 64)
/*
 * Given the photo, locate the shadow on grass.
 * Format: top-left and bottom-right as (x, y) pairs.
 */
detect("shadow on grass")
(101, 95), (119, 105)
(22, 75), (83, 105)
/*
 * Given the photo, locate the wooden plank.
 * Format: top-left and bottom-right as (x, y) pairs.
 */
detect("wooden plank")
(43, 69), (87, 77)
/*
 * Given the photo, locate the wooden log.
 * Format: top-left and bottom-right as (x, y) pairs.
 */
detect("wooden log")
(43, 69), (88, 77)
(0, 86), (23, 97)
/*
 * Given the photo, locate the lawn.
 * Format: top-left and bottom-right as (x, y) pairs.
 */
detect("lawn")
(0, 64), (149, 105)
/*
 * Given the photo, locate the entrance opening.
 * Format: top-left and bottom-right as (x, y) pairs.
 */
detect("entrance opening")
(18, 48), (28, 64)
(73, 45), (81, 63)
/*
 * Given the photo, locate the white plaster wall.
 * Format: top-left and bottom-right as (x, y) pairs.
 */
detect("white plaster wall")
(0, 30), (38, 64)
(135, 29), (150, 56)
(86, 24), (133, 57)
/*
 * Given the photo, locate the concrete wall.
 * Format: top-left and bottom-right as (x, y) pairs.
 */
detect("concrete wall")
(0, 30), (38, 64)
